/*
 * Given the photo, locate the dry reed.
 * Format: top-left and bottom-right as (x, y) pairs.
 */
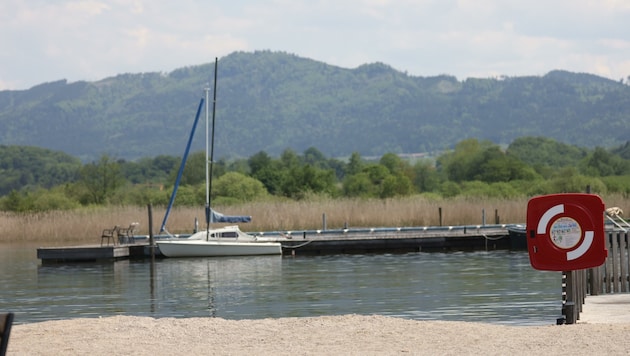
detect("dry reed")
(1, 194), (626, 246)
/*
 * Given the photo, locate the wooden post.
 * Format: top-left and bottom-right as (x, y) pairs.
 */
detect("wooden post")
(582, 269), (586, 313)
(620, 231), (628, 292)
(482, 209), (486, 226)
(148, 204), (154, 256)
(495, 209), (499, 224)
(148, 203), (156, 312)
(612, 231), (619, 293)
(439, 207), (443, 226)
(556, 271), (568, 325)
(606, 232), (613, 293)
(589, 267), (600, 295)
(322, 213), (327, 231)
(564, 270), (576, 324)
(624, 231), (630, 293)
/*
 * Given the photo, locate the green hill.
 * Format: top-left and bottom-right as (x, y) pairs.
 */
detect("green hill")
(0, 50), (628, 161)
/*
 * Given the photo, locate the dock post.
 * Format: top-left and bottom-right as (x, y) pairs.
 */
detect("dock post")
(148, 204), (155, 258)
(322, 213), (327, 231)
(439, 207), (443, 226)
(563, 270), (579, 324)
(148, 204), (156, 312)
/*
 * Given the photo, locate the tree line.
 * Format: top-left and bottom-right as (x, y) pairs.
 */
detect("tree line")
(1, 136), (629, 212)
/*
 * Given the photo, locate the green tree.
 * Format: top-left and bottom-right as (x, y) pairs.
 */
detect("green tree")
(280, 149), (300, 169)
(80, 155), (125, 204)
(281, 164), (337, 198)
(413, 160), (440, 193)
(342, 159), (410, 198)
(474, 147), (539, 182)
(439, 139), (538, 183)
(213, 172), (269, 204)
(0, 190), (33, 212)
(507, 136), (587, 175)
(380, 174), (413, 198)
(178, 151), (207, 186)
(32, 187), (80, 211)
(364, 164), (390, 186)
(545, 167), (607, 194)
(600, 175), (630, 195)
(343, 172), (373, 197)
(249, 151), (285, 195)
(172, 184), (204, 206)
(379, 153), (403, 174)
(611, 141), (630, 159)
(439, 181), (461, 197)
(119, 155), (177, 184)
(303, 147), (328, 168)
(580, 147), (630, 176)
(248, 151), (273, 175)
(437, 139), (488, 182)
(0, 145), (81, 196)
(347, 152), (364, 175)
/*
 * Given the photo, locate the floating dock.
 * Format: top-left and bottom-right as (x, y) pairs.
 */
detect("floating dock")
(37, 223), (526, 263)
(279, 224), (524, 255)
(37, 244), (153, 263)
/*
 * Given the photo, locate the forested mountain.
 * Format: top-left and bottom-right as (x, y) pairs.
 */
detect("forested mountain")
(0, 51), (628, 162)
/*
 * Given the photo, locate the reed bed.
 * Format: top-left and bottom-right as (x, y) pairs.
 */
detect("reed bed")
(1, 194), (626, 245)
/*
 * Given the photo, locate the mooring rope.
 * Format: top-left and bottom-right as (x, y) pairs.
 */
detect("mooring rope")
(281, 240), (314, 249)
(482, 234), (508, 241)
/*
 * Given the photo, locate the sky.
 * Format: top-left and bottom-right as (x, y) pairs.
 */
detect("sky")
(1, 0), (630, 90)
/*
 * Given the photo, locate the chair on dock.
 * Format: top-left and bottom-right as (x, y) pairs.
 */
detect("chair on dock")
(118, 222), (139, 245)
(101, 226), (119, 246)
(0, 312), (14, 356)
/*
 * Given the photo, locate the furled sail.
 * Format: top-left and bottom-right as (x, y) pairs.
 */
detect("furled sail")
(208, 209), (252, 224)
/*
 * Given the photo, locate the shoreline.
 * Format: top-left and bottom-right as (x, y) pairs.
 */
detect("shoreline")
(9, 315), (630, 355)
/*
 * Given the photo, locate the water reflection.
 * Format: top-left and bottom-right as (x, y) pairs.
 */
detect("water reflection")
(153, 256), (283, 318)
(0, 246), (562, 326)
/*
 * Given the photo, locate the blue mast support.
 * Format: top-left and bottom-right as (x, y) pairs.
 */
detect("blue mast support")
(159, 97), (205, 234)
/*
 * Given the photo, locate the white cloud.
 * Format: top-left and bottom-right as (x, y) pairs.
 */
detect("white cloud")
(1, 0), (629, 90)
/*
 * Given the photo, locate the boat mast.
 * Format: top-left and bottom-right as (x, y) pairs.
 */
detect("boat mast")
(205, 58), (218, 234)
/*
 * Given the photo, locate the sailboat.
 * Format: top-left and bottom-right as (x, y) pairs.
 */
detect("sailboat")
(156, 58), (282, 257)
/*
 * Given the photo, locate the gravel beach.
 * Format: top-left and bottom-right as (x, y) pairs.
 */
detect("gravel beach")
(8, 315), (630, 355)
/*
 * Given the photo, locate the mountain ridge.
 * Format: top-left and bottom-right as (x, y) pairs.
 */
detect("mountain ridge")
(0, 50), (628, 162)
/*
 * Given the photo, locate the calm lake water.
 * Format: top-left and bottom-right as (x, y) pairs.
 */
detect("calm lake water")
(0, 245), (562, 326)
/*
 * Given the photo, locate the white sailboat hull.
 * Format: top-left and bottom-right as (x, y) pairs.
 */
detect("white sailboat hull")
(157, 239), (282, 257)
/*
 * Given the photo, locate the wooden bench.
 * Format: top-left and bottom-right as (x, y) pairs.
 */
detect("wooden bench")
(0, 312), (14, 356)
(101, 226), (119, 246)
